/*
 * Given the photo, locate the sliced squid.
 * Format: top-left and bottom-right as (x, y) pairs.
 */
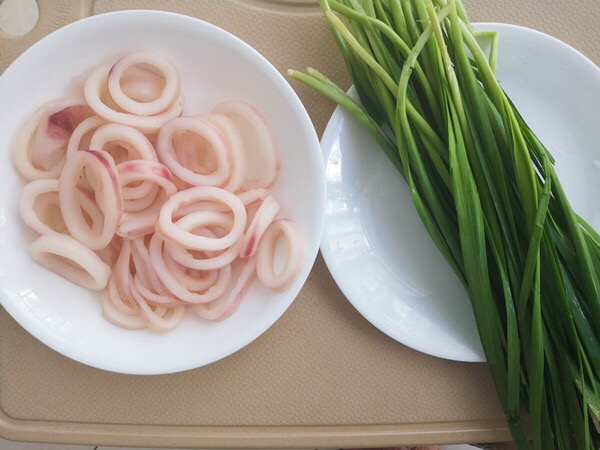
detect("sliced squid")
(156, 116), (232, 187)
(107, 52), (180, 116)
(256, 219), (305, 291)
(58, 150), (122, 250)
(148, 232), (232, 304)
(157, 186), (247, 251)
(16, 52), (304, 333)
(239, 194), (280, 258)
(84, 63), (184, 134)
(164, 212), (242, 271)
(29, 234), (111, 291)
(31, 99), (92, 168)
(14, 99), (92, 180)
(162, 249), (219, 292)
(89, 123), (158, 164)
(194, 257), (257, 321)
(20, 179), (103, 237)
(201, 113), (246, 192)
(116, 160), (177, 239)
(67, 116), (105, 157)
(212, 100), (280, 190)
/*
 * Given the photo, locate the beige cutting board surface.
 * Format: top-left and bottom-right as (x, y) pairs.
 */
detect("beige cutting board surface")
(0, 0), (597, 447)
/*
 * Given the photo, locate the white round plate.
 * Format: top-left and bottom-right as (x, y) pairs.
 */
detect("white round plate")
(0, 10), (325, 374)
(320, 23), (600, 362)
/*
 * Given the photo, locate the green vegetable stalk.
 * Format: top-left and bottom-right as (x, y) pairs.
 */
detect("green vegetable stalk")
(289, 1), (600, 448)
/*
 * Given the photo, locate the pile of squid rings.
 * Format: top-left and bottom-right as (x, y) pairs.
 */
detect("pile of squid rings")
(15, 52), (305, 332)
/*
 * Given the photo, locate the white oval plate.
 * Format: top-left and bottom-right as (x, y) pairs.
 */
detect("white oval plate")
(0, 10), (325, 375)
(320, 23), (600, 362)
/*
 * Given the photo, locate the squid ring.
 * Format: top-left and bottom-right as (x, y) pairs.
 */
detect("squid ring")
(108, 52), (180, 116)
(158, 186), (246, 251)
(256, 219), (305, 291)
(90, 123), (158, 162)
(59, 150), (122, 250)
(165, 211), (242, 270)
(29, 234), (111, 291)
(156, 116), (232, 187)
(84, 64), (184, 134)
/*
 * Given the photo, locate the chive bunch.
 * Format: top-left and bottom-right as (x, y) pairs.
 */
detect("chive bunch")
(289, 1), (600, 448)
